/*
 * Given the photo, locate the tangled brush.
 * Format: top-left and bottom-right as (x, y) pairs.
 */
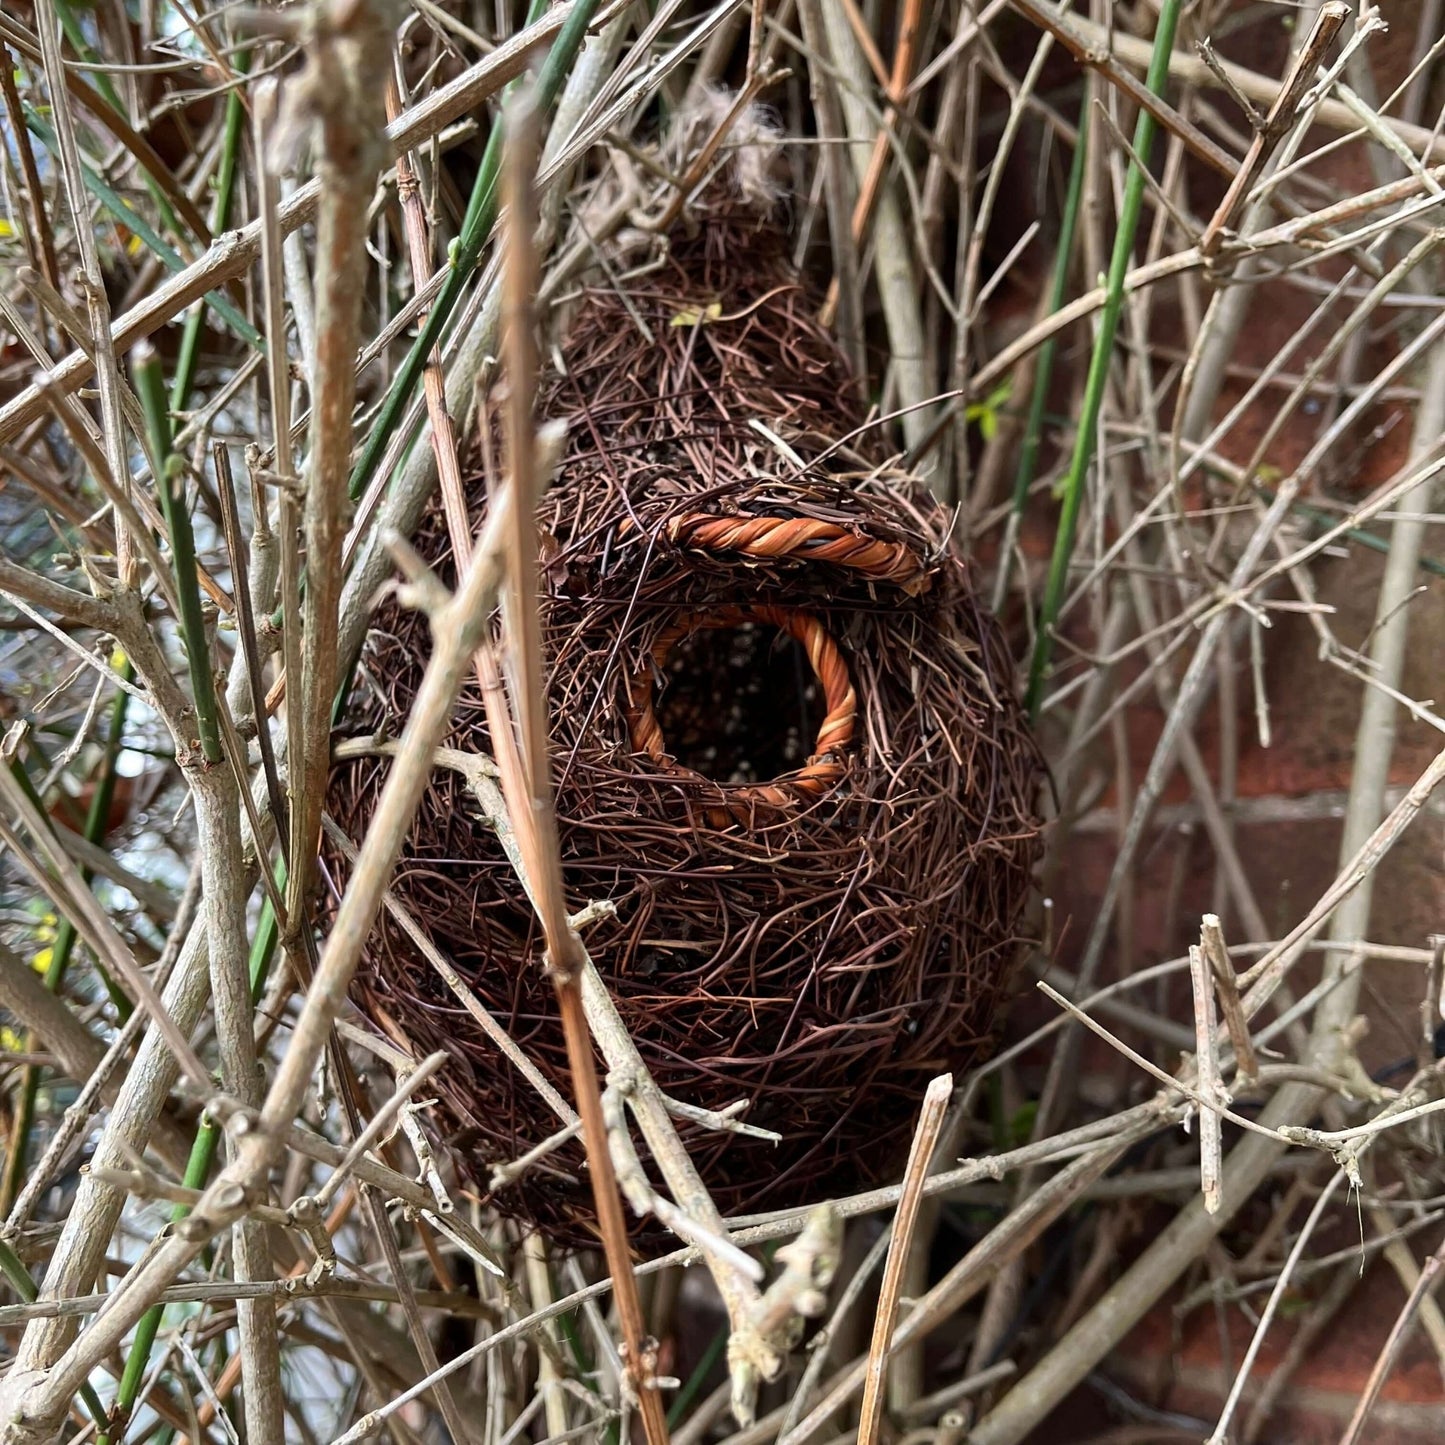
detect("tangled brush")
(326, 123), (1042, 1243)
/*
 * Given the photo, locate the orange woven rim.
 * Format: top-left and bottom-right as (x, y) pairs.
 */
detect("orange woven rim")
(667, 512), (932, 596)
(627, 604), (856, 828)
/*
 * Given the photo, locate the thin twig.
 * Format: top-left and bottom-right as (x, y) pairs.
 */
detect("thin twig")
(857, 1074), (953, 1445)
(493, 89), (668, 1445)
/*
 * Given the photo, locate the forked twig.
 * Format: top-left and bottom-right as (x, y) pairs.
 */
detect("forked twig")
(1199, 2), (1350, 256)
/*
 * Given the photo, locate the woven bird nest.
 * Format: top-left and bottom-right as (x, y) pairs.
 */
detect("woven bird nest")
(327, 176), (1042, 1243)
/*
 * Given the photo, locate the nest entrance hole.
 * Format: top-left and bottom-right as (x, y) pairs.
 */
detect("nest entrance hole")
(653, 621), (819, 784)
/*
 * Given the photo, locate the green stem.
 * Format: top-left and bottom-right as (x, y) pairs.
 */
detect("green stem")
(132, 352), (222, 766)
(667, 1323), (728, 1427)
(1025, 0), (1184, 718)
(99, 1121), (222, 1445)
(346, 0), (600, 505)
(1008, 104), (1089, 522)
(170, 52), (252, 415)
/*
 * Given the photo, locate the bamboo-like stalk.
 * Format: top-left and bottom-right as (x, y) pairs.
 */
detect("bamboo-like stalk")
(1024, 0), (1185, 715)
(818, 1), (931, 452)
(131, 346), (222, 766)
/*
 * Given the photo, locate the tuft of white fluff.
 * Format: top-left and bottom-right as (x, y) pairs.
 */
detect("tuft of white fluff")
(664, 87), (787, 213)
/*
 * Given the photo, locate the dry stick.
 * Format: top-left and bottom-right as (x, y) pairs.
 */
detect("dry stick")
(856, 1074), (952, 1445)
(776, 1128), (1148, 1445)
(309, 1053), (450, 1212)
(1169, 0), (1351, 548)
(305, 1104), (1168, 1445)
(1187, 945), (1225, 1216)
(254, 79), (295, 494)
(836, 0), (888, 88)
(0, 431), (104, 537)
(33, 0), (137, 588)
(966, 1081), (1323, 1445)
(1216, 1064), (1445, 1444)
(0, 942), (190, 1174)
(977, 144), (1445, 415)
(1242, 1256), (1359, 1444)
(1423, 937), (1445, 1075)
(256, 56), (475, 1416)
(214, 445), (284, 826)
(318, 805), (578, 1130)
(0, 484), (516, 1441)
(523, 1232), (571, 1440)
(493, 93), (668, 1445)
(189, 760), (284, 1445)
(1026, 0), (1445, 161)
(1007, 0), (1234, 178)
(3, 934), (197, 1236)
(465, 767), (774, 1411)
(334, 3), (632, 687)
(1198, 3), (1349, 254)
(5, 73), (333, 1387)
(15, 267), (151, 443)
(778, 1230), (892, 1440)
(1340, 1228), (1445, 1443)
(1206, 1171), (1346, 1445)
(1214, 226), (1445, 563)
(0, 10), (217, 251)
(0, 911), (220, 1395)
(0, 45), (59, 290)
(1086, 260), (1445, 982)
(0, 4), (575, 446)
(1202, 913), (1259, 1081)
(384, 58), (468, 587)
(0, 772), (209, 1092)
(0, 294), (178, 617)
(285, 0), (394, 927)
(818, 0), (923, 328)
(1366, 1197), (1445, 1390)
(969, 223), (1445, 1445)
(818, 1), (931, 452)
(1238, 739), (1445, 1018)
(1065, 476), (1300, 1015)
(254, 75), (308, 953)
(167, 1194), (365, 1443)
(378, 11), (547, 1082)
(1036, 985), (1294, 1148)
(796, 0), (862, 371)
